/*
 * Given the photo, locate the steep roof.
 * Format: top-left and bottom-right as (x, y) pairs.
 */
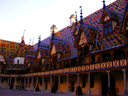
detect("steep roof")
(33, 0), (126, 58)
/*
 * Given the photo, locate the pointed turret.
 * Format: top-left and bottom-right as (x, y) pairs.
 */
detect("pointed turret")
(75, 11), (77, 26)
(103, 0), (106, 9)
(80, 6), (83, 25)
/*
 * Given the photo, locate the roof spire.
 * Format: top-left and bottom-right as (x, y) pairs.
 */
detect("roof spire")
(103, 0), (106, 9)
(29, 39), (31, 49)
(52, 24), (54, 40)
(80, 5), (83, 25)
(22, 30), (25, 41)
(38, 35), (41, 47)
(75, 11), (77, 26)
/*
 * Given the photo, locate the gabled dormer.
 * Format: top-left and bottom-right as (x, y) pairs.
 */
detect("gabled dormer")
(100, 0), (118, 36)
(36, 43), (49, 66)
(73, 6), (97, 57)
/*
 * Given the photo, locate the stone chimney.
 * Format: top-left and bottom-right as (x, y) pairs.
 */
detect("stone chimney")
(69, 14), (76, 26)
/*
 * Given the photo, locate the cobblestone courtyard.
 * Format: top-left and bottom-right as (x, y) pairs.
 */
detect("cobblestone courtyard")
(0, 88), (76, 96)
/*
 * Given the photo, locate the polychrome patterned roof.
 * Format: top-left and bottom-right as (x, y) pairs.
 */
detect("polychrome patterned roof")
(26, 55), (35, 63)
(29, 49), (36, 55)
(39, 47), (49, 58)
(34, 0), (127, 58)
(52, 39), (68, 53)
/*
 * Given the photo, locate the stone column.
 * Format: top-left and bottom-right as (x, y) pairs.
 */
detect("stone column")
(36, 77), (38, 87)
(14, 78), (16, 89)
(31, 77), (33, 89)
(8, 78), (9, 88)
(66, 75), (69, 92)
(107, 71), (110, 88)
(58, 75), (61, 92)
(10, 78), (12, 87)
(20, 78), (21, 85)
(0, 77), (1, 88)
(77, 74), (80, 86)
(42, 77), (44, 91)
(122, 69), (127, 96)
(88, 73), (91, 96)
(24, 78), (26, 88)
(27, 78), (29, 88)
(50, 76), (52, 90)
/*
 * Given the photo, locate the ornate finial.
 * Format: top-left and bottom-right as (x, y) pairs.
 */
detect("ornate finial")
(38, 35), (41, 47)
(32, 38), (34, 45)
(80, 5), (83, 25)
(52, 24), (54, 40)
(22, 30), (25, 41)
(29, 39), (31, 49)
(103, 0), (106, 9)
(75, 11), (77, 26)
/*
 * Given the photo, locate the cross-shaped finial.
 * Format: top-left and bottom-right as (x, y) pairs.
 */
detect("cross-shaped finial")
(103, 0), (106, 8)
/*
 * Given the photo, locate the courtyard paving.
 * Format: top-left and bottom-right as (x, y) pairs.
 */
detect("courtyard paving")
(0, 88), (77, 96)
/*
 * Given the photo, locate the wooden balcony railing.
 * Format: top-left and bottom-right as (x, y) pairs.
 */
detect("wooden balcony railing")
(0, 58), (128, 77)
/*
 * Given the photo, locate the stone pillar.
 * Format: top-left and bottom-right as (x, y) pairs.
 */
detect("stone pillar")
(24, 78), (26, 88)
(122, 69), (127, 96)
(107, 71), (110, 88)
(8, 78), (9, 88)
(31, 77), (33, 89)
(77, 74), (80, 86)
(20, 78), (21, 85)
(0, 77), (1, 88)
(50, 76), (52, 90)
(66, 75), (69, 92)
(10, 78), (12, 86)
(88, 73), (91, 96)
(36, 77), (38, 87)
(58, 75), (61, 92)
(14, 78), (16, 89)
(27, 78), (29, 88)
(42, 77), (44, 91)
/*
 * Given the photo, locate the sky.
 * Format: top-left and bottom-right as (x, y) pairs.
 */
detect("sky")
(0, 0), (116, 45)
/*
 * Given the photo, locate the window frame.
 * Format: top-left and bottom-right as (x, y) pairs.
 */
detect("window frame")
(103, 20), (113, 36)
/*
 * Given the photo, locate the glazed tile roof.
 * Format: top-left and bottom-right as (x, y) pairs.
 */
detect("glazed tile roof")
(52, 39), (68, 54)
(29, 49), (36, 55)
(26, 55), (35, 63)
(7, 64), (24, 70)
(39, 47), (49, 58)
(33, 0), (127, 58)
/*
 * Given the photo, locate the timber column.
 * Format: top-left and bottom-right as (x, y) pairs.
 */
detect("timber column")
(122, 69), (127, 96)
(88, 73), (91, 96)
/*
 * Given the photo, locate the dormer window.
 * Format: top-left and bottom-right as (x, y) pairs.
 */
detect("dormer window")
(104, 20), (112, 35)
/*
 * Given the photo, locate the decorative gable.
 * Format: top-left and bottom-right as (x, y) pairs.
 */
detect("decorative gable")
(0, 55), (6, 64)
(78, 31), (87, 45)
(37, 51), (41, 59)
(51, 44), (56, 54)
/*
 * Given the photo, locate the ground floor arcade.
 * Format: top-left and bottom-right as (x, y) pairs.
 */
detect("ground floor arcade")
(0, 69), (128, 96)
